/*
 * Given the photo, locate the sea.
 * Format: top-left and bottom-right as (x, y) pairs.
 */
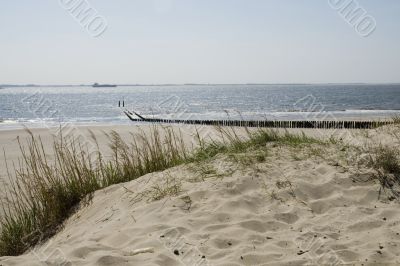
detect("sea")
(1, 84), (400, 130)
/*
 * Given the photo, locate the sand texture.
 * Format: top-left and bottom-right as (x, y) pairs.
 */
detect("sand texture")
(1, 124), (400, 265)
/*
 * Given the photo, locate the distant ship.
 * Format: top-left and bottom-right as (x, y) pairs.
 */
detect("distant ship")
(92, 83), (117, 88)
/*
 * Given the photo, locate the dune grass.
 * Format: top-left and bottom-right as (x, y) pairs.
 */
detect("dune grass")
(392, 115), (400, 124)
(370, 146), (400, 198)
(0, 126), (324, 256)
(190, 127), (322, 162)
(0, 126), (187, 256)
(362, 121), (400, 198)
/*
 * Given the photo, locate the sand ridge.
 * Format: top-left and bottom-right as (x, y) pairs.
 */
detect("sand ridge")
(1, 138), (399, 266)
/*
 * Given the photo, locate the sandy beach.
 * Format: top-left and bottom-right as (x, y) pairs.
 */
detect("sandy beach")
(2, 0), (400, 264)
(0, 123), (399, 265)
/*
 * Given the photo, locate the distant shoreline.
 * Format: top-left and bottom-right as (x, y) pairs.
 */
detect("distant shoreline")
(1, 83), (400, 88)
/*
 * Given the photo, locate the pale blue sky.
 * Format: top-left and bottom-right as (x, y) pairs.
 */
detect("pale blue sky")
(1, 0), (399, 84)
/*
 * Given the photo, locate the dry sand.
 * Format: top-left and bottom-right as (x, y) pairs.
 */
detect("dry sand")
(0, 124), (400, 265)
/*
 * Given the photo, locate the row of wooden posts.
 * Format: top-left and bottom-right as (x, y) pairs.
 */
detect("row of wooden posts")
(124, 111), (392, 129)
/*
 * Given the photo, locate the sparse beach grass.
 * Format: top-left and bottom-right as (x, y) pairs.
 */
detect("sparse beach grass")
(370, 145), (400, 198)
(0, 125), (188, 256)
(0, 124), (399, 256)
(392, 115), (400, 124)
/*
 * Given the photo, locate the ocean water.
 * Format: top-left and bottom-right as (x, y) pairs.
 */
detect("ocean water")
(1, 84), (400, 130)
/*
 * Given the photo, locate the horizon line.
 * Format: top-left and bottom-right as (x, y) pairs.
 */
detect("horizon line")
(2, 82), (400, 87)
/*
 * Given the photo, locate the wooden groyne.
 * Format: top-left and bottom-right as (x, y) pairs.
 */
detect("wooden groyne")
(124, 111), (393, 129)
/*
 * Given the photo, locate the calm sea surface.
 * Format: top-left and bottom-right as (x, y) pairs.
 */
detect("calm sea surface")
(1, 84), (400, 130)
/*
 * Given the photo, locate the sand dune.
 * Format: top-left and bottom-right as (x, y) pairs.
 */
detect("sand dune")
(1, 128), (399, 265)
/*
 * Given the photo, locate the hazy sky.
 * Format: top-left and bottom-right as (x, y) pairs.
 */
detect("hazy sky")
(1, 0), (399, 84)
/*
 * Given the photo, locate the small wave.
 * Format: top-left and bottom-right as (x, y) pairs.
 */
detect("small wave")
(341, 109), (400, 113)
(284, 109), (400, 113)
(1, 119), (18, 124)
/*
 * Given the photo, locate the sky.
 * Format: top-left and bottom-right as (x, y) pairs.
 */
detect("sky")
(0, 0), (399, 85)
